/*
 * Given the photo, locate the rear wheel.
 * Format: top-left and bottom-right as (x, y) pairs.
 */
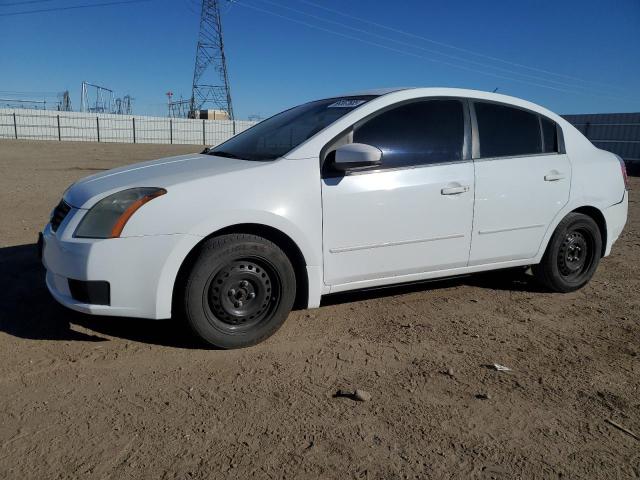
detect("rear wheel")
(182, 234), (296, 349)
(533, 213), (602, 292)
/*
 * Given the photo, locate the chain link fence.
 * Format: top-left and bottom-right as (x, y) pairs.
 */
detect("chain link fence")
(0, 108), (258, 146)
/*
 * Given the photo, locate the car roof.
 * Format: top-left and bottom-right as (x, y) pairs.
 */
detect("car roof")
(337, 86), (536, 105)
(331, 87), (563, 124)
(338, 87), (412, 97)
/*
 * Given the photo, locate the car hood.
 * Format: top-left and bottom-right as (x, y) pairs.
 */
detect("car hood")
(63, 153), (268, 208)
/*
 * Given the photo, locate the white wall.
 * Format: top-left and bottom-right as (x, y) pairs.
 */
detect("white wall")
(0, 108), (258, 146)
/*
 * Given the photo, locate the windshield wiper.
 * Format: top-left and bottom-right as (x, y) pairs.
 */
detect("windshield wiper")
(208, 150), (244, 159)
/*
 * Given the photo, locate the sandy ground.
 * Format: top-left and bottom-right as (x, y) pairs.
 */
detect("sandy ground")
(0, 139), (638, 479)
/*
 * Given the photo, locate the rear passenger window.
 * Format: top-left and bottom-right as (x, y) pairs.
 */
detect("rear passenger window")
(475, 102), (541, 158)
(541, 117), (559, 153)
(353, 100), (464, 168)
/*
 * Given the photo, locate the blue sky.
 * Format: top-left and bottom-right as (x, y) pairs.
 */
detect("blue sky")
(1, 0), (638, 119)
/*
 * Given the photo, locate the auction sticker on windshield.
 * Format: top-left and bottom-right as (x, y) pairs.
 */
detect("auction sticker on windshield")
(327, 99), (367, 108)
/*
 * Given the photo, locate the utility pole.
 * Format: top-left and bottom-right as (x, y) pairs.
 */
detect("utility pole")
(167, 91), (191, 118)
(166, 91), (174, 117)
(190, 0), (234, 120)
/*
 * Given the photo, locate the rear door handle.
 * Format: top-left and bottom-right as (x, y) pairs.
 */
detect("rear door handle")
(441, 185), (470, 195)
(544, 172), (565, 181)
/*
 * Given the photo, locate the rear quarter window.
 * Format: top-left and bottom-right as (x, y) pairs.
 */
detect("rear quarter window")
(541, 117), (559, 153)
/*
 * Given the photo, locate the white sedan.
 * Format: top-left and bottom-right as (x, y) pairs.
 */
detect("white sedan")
(41, 88), (629, 348)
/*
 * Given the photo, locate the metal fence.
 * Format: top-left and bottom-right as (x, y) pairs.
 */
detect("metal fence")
(4, 108), (638, 162)
(0, 108), (258, 146)
(563, 112), (640, 163)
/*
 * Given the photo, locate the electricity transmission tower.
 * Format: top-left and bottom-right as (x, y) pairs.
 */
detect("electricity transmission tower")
(190, 0), (234, 120)
(80, 81), (113, 113)
(114, 95), (133, 115)
(57, 91), (72, 111)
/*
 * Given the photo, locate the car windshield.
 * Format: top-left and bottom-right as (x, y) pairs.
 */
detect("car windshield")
(208, 96), (377, 161)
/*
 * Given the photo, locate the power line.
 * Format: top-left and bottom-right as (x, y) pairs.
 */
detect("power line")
(184, 0), (200, 16)
(251, 0), (614, 97)
(233, 0), (632, 101)
(222, 0), (236, 14)
(0, 0), (153, 17)
(295, 0), (626, 94)
(0, 0), (58, 7)
(0, 90), (60, 95)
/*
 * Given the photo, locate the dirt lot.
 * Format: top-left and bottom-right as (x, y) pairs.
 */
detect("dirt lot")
(1, 139), (638, 479)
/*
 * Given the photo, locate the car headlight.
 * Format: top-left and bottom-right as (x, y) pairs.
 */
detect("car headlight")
(74, 187), (166, 239)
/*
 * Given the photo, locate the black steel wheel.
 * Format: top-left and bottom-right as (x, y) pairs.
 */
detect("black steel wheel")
(204, 258), (281, 333)
(533, 213), (602, 292)
(557, 229), (594, 281)
(182, 234), (296, 349)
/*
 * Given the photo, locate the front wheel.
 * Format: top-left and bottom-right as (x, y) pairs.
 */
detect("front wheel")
(182, 234), (296, 349)
(533, 213), (602, 293)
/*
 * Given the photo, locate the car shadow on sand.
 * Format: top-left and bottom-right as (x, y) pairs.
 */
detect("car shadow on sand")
(0, 243), (200, 348)
(1, 243), (547, 347)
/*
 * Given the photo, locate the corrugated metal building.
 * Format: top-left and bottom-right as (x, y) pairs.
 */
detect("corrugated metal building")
(562, 113), (640, 166)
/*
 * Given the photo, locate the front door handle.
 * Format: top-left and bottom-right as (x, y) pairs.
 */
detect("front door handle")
(441, 185), (470, 195)
(544, 171), (565, 181)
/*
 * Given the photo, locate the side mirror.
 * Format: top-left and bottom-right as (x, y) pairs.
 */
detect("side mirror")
(333, 143), (382, 171)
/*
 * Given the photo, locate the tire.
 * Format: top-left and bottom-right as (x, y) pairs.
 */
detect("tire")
(182, 234), (296, 349)
(533, 213), (602, 293)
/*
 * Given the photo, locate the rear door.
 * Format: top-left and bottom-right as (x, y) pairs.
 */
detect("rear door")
(469, 101), (571, 265)
(321, 99), (475, 286)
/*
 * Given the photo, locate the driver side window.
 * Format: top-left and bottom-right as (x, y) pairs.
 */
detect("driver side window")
(352, 99), (465, 169)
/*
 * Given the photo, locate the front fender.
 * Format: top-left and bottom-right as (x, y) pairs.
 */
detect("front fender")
(189, 210), (320, 267)
(153, 212), (322, 318)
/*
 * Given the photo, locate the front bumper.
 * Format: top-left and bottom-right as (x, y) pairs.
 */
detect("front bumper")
(41, 208), (199, 319)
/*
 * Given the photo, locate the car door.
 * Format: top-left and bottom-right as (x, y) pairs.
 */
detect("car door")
(469, 101), (571, 265)
(321, 99), (475, 287)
